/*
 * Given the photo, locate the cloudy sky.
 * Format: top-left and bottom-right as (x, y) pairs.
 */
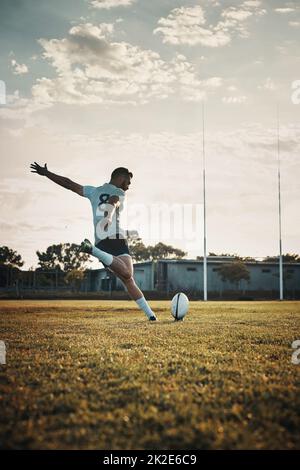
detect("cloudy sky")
(0, 0), (299, 269)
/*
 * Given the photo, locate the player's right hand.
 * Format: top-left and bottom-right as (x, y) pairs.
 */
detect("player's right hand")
(30, 162), (48, 176)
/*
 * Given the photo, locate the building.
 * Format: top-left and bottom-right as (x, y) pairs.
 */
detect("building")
(91, 261), (155, 292)
(91, 258), (300, 299)
(1, 258), (299, 299)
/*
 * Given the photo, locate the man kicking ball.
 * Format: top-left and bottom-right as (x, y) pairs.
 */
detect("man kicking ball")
(30, 162), (157, 321)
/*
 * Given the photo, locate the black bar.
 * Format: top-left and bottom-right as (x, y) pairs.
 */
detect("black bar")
(2, 450), (299, 468)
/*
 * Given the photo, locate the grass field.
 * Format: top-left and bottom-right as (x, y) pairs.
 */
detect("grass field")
(0, 300), (300, 450)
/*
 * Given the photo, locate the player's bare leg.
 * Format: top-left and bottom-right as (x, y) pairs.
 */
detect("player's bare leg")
(107, 256), (132, 280)
(79, 240), (157, 320)
(113, 255), (144, 300)
(108, 255), (157, 321)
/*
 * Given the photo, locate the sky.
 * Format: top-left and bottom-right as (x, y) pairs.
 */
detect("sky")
(0, 0), (299, 270)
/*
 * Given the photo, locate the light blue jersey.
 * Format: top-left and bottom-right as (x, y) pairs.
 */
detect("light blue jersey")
(83, 183), (126, 243)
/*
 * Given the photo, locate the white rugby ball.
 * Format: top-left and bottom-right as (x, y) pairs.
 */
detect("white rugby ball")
(171, 292), (189, 321)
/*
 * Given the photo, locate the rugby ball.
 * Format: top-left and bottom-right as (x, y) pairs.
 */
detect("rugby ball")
(171, 293), (189, 321)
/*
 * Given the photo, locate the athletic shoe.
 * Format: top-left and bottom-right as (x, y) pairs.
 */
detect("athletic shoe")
(149, 316), (157, 321)
(79, 238), (93, 254)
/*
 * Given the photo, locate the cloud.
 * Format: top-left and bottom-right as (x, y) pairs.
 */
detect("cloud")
(289, 21), (300, 26)
(243, 0), (262, 6)
(275, 7), (296, 13)
(0, 89), (51, 123)
(154, 6), (230, 47)
(154, 2), (266, 47)
(33, 22), (174, 105)
(168, 54), (222, 101)
(27, 22), (222, 107)
(222, 8), (253, 21)
(89, 0), (136, 9)
(11, 59), (29, 75)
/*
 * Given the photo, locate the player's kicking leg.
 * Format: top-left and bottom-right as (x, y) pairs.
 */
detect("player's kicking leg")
(112, 255), (157, 321)
(79, 239), (157, 321)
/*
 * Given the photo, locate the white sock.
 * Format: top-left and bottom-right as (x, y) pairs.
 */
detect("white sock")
(91, 245), (113, 266)
(135, 296), (156, 320)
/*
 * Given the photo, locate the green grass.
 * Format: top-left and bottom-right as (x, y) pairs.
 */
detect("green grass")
(0, 300), (300, 450)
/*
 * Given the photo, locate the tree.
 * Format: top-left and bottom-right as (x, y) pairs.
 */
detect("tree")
(64, 269), (86, 292)
(197, 253), (237, 260)
(36, 243), (91, 272)
(216, 261), (250, 291)
(148, 242), (186, 260)
(128, 238), (186, 262)
(0, 246), (23, 293)
(197, 253), (256, 262)
(240, 256), (256, 262)
(0, 246), (24, 268)
(127, 238), (150, 262)
(263, 253), (300, 263)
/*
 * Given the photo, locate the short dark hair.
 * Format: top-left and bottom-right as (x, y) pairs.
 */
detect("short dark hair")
(111, 167), (133, 179)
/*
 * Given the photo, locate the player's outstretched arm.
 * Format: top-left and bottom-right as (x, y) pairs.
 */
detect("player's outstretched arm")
(30, 162), (83, 196)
